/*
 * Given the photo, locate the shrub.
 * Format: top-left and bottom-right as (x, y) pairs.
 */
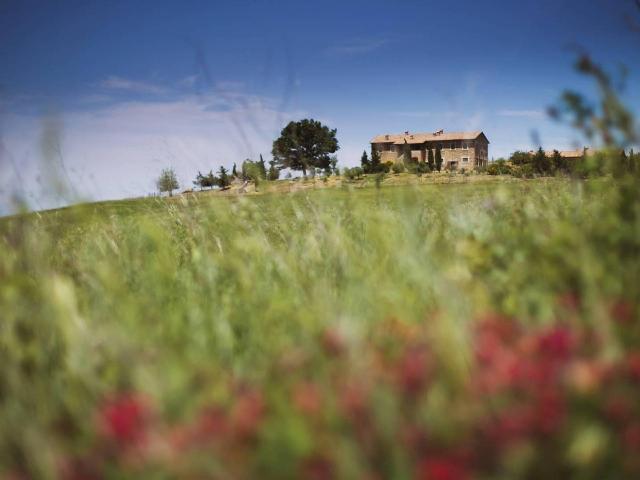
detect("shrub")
(487, 159), (512, 175)
(391, 163), (405, 174)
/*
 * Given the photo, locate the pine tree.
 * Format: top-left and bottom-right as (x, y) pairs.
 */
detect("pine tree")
(204, 170), (216, 189)
(427, 148), (435, 171)
(193, 171), (205, 190)
(361, 150), (370, 173)
(217, 166), (230, 189)
(232, 163), (237, 178)
(435, 146), (443, 171)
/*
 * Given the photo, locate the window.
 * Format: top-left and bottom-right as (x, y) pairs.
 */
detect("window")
(463, 142), (469, 150)
(462, 157), (469, 163)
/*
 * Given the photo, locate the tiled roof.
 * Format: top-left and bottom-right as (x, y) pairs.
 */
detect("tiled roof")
(371, 131), (487, 145)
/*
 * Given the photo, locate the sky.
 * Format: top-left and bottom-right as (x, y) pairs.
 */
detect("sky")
(1, 0), (639, 214)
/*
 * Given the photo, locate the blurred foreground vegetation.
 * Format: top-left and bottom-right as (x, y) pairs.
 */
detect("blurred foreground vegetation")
(1, 167), (639, 478)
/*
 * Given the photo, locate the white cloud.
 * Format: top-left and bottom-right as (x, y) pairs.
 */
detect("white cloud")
(497, 109), (545, 118)
(0, 90), (305, 215)
(100, 76), (169, 95)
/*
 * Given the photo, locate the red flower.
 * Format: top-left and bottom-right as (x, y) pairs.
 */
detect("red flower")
(301, 454), (335, 480)
(98, 393), (149, 448)
(537, 326), (574, 361)
(322, 327), (346, 356)
(532, 390), (565, 436)
(231, 389), (265, 440)
(398, 347), (431, 396)
(417, 455), (469, 480)
(626, 352), (640, 382)
(293, 382), (322, 416)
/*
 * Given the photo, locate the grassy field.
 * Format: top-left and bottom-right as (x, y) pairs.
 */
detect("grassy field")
(1, 174), (639, 478)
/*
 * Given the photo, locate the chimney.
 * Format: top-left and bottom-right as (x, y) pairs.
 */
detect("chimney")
(385, 134), (389, 140)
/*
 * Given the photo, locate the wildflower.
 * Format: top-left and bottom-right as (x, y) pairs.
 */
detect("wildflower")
(398, 347), (432, 395)
(98, 393), (150, 448)
(231, 389), (265, 440)
(322, 327), (346, 356)
(293, 382), (322, 416)
(537, 326), (574, 361)
(417, 455), (469, 480)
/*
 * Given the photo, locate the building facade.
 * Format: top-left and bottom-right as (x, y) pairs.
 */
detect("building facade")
(370, 130), (490, 170)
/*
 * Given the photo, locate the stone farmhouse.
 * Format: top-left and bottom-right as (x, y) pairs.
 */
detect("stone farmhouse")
(370, 130), (490, 170)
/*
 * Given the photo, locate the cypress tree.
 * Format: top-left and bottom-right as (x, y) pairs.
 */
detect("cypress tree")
(258, 155), (267, 179)
(361, 150), (370, 173)
(427, 148), (435, 171)
(370, 148), (382, 173)
(435, 146), (443, 171)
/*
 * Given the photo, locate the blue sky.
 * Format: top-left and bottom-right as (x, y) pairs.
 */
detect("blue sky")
(1, 0), (639, 213)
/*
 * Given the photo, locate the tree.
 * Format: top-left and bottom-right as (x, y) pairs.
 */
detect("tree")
(272, 119), (340, 176)
(427, 148), (435, 171)
(370, 148), (383, 173)
(242, 160), (263, 183)
(157, 167), (179, 196)
(533, 147), (551, 174)
(435, 146), (443, 172)
(267, 159), (279, 181)
(361, 150), (370, 173)
(552, 150), (566, 173)
(330, 156), (338, 176)
(204, 170), (216, 189)
(258, 154), (267, 179)
(217, 166), (230, 189)
(193, 171), (205, 191)
(232, 163), (238, 178)
(402, 140), (412, 166)
(510, 151), (533, 165)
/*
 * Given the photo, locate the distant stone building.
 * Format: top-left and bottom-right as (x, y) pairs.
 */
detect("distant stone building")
(531, 148), (594, 159)
(370, 130), (490, 170)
